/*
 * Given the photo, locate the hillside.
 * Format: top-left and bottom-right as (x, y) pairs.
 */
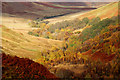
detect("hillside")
(52, 2), (109, 8)
(78, 2), (118, 19)
(2, 2), (97, 20)
(1, 25), (63, 62)
(1, 2), (120, 79)
(2, 52), (57, 79)
(29, 2), (119, 39)
(27, 2), (120, 79)
(43, 2), (118, 24)
(2, 14), (30, 28)
(1, 2), (99, 28)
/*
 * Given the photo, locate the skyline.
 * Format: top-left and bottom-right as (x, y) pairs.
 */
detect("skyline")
(1, 0), (119, 2)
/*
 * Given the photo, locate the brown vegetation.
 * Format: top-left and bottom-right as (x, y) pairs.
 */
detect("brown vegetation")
(2, 52), (57, 79)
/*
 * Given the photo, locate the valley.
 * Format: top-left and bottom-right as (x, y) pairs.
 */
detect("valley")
(1, 1), (120, 79)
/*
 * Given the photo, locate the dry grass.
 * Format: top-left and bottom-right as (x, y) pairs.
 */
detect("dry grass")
(1, 25), (63, 61)
(78, 2), (118, 20)
(1, 14), (30, 28)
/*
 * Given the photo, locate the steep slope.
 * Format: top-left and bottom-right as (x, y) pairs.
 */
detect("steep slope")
(78, 2), (118, 20)
(1, 25), (63, 62)
(2, 52), (57, 79)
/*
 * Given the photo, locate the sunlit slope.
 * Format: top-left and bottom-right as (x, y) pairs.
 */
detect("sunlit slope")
(1, 15), (30, 28)
(1, 26), (63, 61)
(78, 2), (118, 20)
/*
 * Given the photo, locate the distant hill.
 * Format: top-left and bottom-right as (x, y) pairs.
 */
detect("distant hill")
(2, 2), (108, 20)
(52, 2), (109, 7)
(78, 2), (118, 20)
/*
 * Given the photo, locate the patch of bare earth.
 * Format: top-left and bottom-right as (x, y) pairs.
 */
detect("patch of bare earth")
(50, 63), (86, 78)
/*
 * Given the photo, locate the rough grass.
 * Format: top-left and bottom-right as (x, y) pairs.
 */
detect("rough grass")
(1, 26), (63, 61)
(78, 2), (118, 20)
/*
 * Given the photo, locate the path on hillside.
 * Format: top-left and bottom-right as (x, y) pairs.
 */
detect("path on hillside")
(49, 63), (86, 78)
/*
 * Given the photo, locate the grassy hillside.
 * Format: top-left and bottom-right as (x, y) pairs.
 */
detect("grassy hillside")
(39, 2), (118, 25)
(1, 25), (63, 62)
(78, 2), (118, 20)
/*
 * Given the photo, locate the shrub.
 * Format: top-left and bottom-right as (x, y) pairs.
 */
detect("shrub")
(82, 17), (89, 24)
(28, 31), (33, 35)
(80, 17), (117, 42)
(34, 34), (39, 37)
(89, 17), (100, 25)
